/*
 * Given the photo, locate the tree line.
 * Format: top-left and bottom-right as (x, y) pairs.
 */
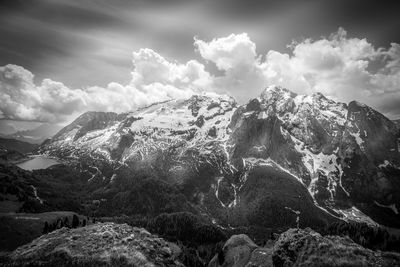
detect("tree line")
(324, 221), (400, 252)
(42, 214), (90, 234)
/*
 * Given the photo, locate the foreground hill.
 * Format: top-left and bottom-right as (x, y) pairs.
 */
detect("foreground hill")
(37, 87), (400, 232)
(1, 222), (183, 267)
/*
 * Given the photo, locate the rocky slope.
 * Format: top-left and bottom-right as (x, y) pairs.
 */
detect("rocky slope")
(1, 222), (183, 267)
(209, 228), (400, 267)
(38, 87), (400, 230)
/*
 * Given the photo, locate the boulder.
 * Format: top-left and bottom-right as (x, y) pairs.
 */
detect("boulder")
(208, 234), (273, 267)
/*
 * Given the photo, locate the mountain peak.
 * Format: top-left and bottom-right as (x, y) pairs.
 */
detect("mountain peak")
(260, 85), (334, 105)
(348, 100), (368, 109)
(188, 92), (236, 106)
(311, 91), (328, 100)
(260, 85), (296, 100)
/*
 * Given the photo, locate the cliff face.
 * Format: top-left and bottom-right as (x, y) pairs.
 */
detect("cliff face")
(2, 223), (183, 267)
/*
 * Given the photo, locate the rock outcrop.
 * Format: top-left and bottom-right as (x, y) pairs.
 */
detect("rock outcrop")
(208, 234), (273, 267)
(2, 222), (183, 267)
(209, 228), (400, 267)
(272, 228), (400, 267)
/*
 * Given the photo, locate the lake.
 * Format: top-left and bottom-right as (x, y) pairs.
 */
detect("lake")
(17, 155), (61, 171)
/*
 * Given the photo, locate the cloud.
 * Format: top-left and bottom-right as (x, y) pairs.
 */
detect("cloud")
(195, 29), (400, 118)
(131, 48), (212, 89)
(260, 28), (400, 118)
(0, 50), (209, 122)
(194, 33), (269, 102)
(195, 33), (257, 70)
(1, 28), (400, 123)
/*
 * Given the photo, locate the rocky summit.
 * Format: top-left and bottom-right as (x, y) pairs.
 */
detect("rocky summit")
(1, 222), (183, 267)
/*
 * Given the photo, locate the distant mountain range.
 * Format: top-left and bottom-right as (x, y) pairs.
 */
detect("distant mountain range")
(0, 123), (63, 144)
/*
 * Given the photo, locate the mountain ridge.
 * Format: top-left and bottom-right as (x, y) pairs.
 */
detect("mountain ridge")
(37, 86), (400, 230)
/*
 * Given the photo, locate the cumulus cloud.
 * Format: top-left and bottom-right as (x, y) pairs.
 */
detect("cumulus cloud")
(266, 28), (400, 118)
(1, 28), (400, 123)
(0, 49), (210, 123)
(195, 28), (400, 118)
(195, 33), (257, 70)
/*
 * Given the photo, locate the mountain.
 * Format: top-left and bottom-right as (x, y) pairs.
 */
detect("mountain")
(5, 123), (63, 144)
(38, 87), (400, 232)
(0, 120), (42, 136)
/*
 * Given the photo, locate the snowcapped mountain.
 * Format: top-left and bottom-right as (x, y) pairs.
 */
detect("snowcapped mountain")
(39, 87), (400, 229)
(231, 86), (400, 226)
(42, 93), (236, 166)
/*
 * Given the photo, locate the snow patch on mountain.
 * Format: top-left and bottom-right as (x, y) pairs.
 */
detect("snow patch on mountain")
(289, 134), (347, 199)
(332, 206), (379, 227)
(349, 127), (364, 150)
(30, 185), (43, 204)
(243, 157), (304, 185)
(284, 206), (301, 228)
(214, 176), (226, 208)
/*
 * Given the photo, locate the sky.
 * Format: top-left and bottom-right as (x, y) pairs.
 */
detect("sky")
(1, 0), (400, 123)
